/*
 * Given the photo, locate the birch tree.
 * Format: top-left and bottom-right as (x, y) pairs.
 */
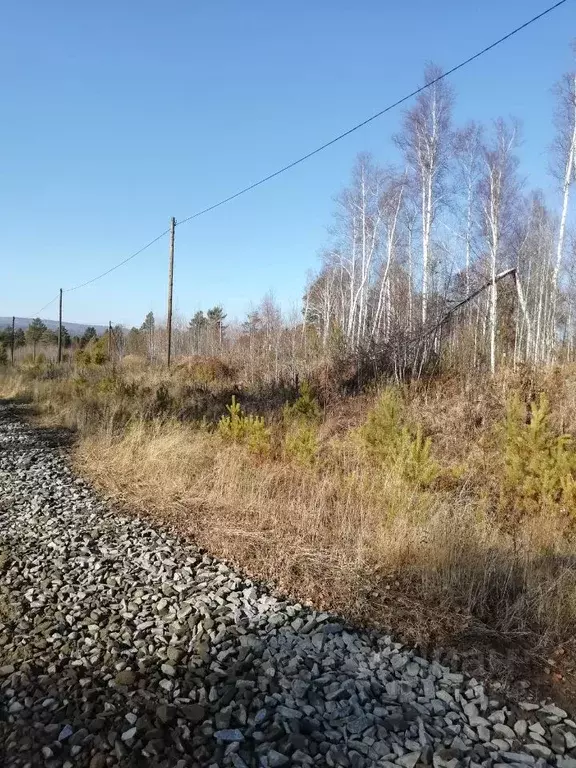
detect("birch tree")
(478, 119), (520, 374)
(259, 292), (283, 380)
(395, 64), (453, 326)
(550, 52), (576, 347)
(454, 121), (483, 298)
(331, 154), (385, 346)
(370, 170), (406, 342)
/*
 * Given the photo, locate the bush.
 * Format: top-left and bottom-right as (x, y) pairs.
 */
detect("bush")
(72, 374), (89, 396)
(284, 422), (319, 466)
(96, 376), (119, 395)
(175, 356), (236, 385)
(42, 361), (62, 380)
(20, 354), (47, 379)
(218, 396), (271, 455)
(361, 389), (439, 488)
(121, 355), (148, 372)
(396, 426), (439, 487)
(154, 384), (173, 415)
(499, 393), (576, 533)
(75, 337), (108, 367)
(283, 381), (321, 425)
(0, 345), (7, 367)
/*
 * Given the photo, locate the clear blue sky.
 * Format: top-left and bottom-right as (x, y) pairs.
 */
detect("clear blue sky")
(1, 1), (574, 328)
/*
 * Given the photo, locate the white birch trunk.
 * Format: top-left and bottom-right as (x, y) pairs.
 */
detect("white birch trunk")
(551, 75), (576, 352)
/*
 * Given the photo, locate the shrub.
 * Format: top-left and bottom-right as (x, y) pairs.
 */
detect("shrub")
(284, 422), (319, 466)
(499, 393), (576, 533)
(20, 354), (47, 379)
(72, 374), (89, 396)
(218, 396), (271, 455)
(75, 349), (88, 366)
(218, 396), (245, 441)
(75, 337), (108, 367)
(96, 376), (118, 395)
(244, 417), (272, 456)
(283, 381), (321, 425)
(91, 345), (108, 365)
(175, 356), (236, 385)
(361, 389), (439, 488)
(0, 345), (7, 367)
(395, 426), (439, 487)
(154, 384), (173, 415)
(42, 361), (62, 380)
(361, 389), (403, 465)
(121, 355), (147, 372)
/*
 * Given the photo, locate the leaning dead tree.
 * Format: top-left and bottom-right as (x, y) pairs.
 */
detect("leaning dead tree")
(390, 267), (532, 379)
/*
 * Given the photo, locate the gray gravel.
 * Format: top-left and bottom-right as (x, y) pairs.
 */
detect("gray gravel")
(0, 403), (574, 768)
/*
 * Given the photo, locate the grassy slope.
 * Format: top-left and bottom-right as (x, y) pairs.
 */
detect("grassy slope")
(4, 360), (576, 699)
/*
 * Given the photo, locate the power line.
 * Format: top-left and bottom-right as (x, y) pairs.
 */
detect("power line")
(34, 228), (171, 314)
(176, 0), (569, 227)
(35, 0), (569, 305)
(64, 227), (171, 293)
(34, 295), (60, 317)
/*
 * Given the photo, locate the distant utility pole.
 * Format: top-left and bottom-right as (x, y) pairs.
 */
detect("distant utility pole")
(10, 316), (15, 366)
(166, 216), (176, 367)
(57, 288), (63, 364)
(108, 321), (112, 360)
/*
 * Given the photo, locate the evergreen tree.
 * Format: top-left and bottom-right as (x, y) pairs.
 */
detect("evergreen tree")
(26, 318), (47, 360)
(206, 306), (227, 351)
(61, 326), (72, 348)
(189, 311), (207, 354)
(81, 327), (98, 348)
(140, 312), (155, 359)
(42, 329), (58, 346)
(14, 328), (25, 348)
(126, 327), (145, 356)
(141, 312), (155, 332)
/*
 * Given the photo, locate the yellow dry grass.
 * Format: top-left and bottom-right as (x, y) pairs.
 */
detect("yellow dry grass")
(4, 362), (576, 696)
(74, 416), (576, 656)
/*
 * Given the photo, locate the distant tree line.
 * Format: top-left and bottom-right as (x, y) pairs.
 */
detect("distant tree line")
(0, 319), (101, 364)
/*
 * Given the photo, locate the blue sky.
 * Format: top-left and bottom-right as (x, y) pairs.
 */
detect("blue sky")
(1, 1), (574, 328)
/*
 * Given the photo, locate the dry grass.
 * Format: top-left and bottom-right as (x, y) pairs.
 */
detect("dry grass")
(4, 361), (576, 697)
(0, 373), (30, 401)
(75, 419), (576, 644)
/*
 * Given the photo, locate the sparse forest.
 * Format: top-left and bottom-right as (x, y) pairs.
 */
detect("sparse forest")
(3, 50), (576, 689)
(3, 53), (576, 385)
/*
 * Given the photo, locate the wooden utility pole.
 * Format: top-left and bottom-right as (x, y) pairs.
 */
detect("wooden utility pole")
(57, 288), (63, 364)
(10, 316), (15, 366)
(166, 216), (176, 367)
(108, 321), (112, 360)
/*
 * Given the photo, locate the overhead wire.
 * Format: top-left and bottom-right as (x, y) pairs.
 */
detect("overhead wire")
(33, 295), (60, 317)
(175, 0), (569, 226)
(32, 0), (569, 313)
(64, 227), (172, 293)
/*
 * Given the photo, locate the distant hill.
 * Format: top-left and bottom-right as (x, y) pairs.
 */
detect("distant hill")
(0, 317), (107, 337)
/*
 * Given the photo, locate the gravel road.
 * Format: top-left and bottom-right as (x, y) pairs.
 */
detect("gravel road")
(1, 402), (575, 768)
